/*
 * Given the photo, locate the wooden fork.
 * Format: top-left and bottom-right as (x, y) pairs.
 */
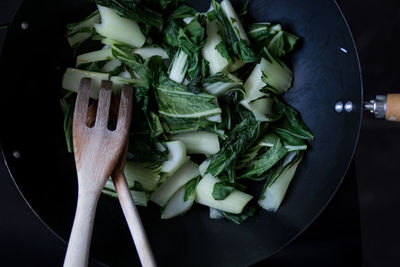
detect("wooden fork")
(64, 78), (133, 267)
(86, 95), (157, 267)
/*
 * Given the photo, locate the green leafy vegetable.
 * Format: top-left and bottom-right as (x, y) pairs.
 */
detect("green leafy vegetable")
(210, 0), (257, 62)
(205, 109), (263, 182)
(212, 182), (235, 200)
(156, 73), (221, 118)
(66, 10), (101, 49)
(201, 72), (243, 96)
(222, 204), (256, 224)
(248, 23), (299, 58)
(239, 138), (288, 180)
(62, 0), (313, 223)
(271, 103), (314, 140)
(93, 0), (163, 31)
(184, 176), (200, 201)
(60, 95), (75, 153)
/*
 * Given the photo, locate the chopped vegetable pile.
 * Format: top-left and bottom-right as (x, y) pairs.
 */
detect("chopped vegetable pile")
(61, 0), (313, 224)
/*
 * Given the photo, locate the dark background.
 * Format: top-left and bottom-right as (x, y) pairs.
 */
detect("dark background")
(1, 0), (399, 266)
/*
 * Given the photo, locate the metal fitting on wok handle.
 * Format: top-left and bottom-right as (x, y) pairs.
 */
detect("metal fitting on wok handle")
(364, 94), (400, 122)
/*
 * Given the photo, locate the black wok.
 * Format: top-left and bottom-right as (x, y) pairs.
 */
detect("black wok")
(0, 0), (362, 266)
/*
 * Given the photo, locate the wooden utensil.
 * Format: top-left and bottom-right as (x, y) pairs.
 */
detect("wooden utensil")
(63, 78), (133, 267)
(86, 96), (157, 267)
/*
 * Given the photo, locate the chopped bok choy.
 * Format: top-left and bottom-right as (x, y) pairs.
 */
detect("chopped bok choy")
(94, 5), (146, 48)
(195, 174), (252, 214)
(151, 160), (200, 206)
(60, 0), (312, 224)
(171, 131), (220, 155)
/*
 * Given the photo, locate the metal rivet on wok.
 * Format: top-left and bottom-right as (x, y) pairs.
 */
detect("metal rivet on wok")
(12, 150), (21, 159)
(335, 101), (343, 113)
(21, 22), (29, 30)
(344, 101), (354, 112)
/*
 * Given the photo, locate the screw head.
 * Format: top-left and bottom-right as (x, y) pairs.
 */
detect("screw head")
(12, 150), (21, 159)
(335, 101), (343, 113)
(21, 22), (29, 30)
(344, 101), (354, 112)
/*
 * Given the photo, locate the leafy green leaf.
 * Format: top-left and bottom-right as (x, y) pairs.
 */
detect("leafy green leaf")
(201, 72), (243, 96)
(160, 115), (215, 134)
(127, 134), (167, 163)
(205, 109), (264, 182)
(212, 182), (235, 200)
(274, 130), (307, 151)
(248, 23), (299, 57)
(168, 5), (197, 20)
(210, 0), (257, 62)
(271, 103), (314, 140)
(222, 204), (256, 224)
(238, 0), (249, 21)
(215, 40), (231, 60)
(163, 20), (182, 49)
(239, 138), (288, 180)
(151, 0), (186, 10)
(232, 40), (258, 62)
(156, 73), (221, 118)
(93, 0), (163, 31)
(184, 176), (200, 201)
(263, 151), (303, 189)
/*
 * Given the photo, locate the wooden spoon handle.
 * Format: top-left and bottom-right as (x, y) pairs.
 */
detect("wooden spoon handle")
(63, 191), (100, 267)
(112, 172), (157, 267)
(386, 94), (400, 122)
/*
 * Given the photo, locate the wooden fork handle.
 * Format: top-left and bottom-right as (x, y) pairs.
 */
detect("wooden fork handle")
(112, 171), (157, 267)
(63, 190), (100, 267)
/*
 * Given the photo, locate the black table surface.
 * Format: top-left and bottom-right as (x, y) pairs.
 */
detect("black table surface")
(1, 0), (400, 266)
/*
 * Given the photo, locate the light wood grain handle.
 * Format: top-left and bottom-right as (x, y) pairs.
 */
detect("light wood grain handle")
(386, 94), (400, 122)
(63, 191), (100, 267)
(113, 172), (157, 267)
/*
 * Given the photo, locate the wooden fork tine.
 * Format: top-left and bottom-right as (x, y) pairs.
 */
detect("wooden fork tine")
(95, 80), (113, 129)
(74, 78), (91, 128)
(116, 84), (134, 132)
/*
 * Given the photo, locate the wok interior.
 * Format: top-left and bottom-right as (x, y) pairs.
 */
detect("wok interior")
(0, 0), (362, 266)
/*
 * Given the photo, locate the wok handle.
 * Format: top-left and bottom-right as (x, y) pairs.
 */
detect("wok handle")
(364, 94), (400, 122)
(385, 94), (400, 121)
(112, 171), (157, 267)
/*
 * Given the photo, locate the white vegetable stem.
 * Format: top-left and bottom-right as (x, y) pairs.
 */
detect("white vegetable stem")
(199, 158), (211, 176)
(134, 47), (169, 59)
(62, 68), (109, 99)
(68, 11), (100, 35)
(171, 131), (220, 155)
(68, 32), (91, 47)
(243, 63), (266, 101)
(76, 48), (114, 66)
(161, 141), (187, 174)
(202, 21), (229, 74)
(241, 98), (274, 122)
(258, 158), (302, 212)
(94, 5), (145, 48)
(101, 58), (122, 73)
(209, 207), (224, 219)
(240, 62), (277, 121)
(124, 161), (161, 192)
(161, 185), (195, 219)
(169, 49), (189, 83)
(151, 160), (200, 206)
(109, 76), (144, 91)
(195, 174), (253, 214)
(260, 50), (293, 94)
